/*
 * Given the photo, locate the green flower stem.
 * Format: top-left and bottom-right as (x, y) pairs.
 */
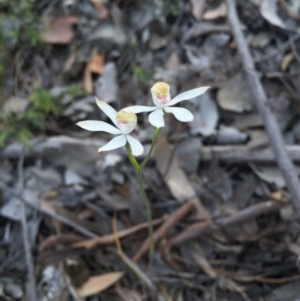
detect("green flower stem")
(136, 168), (154, 256)
(125, 127), (161, 260)
(126, 144), (140, 170)
(140, 127), (162, 169)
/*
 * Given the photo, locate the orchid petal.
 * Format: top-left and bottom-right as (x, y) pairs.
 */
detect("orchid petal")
(95, 98), (118, 125)
(98, 135), (127, 153)
(164, 107), (194, 122)
(126, 135), (144, 156)
(76, 121), (122, 134)
(167, 86), (210, 106)
(148, 108), (165, 128)
(123, 105), (157, 113)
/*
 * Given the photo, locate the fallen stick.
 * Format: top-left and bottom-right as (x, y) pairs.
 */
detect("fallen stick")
(4, 136), (300, 164)
(200, 145), (300, 163)
(17, 155), (37, 301)
(169, 200), (286, 246)
(73, 216), (166, 249)
(0, 180), (98, 239)
(133, 200), (195, 262)
(226, 0), (300, 216)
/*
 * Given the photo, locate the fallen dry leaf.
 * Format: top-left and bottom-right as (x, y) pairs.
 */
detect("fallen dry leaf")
(116, 287), (143, 301)
(77, 272), (124, 297)
(91, 0), (109, 19)
(95, 62), (118, 103)
(217, 73), (254, 112)
(3, 96), (29, 114)
(83, 54), (105, 93)
(190, 0), (206, 20)
(86, 54), (105, 74)
(249, 164), (296, 188)
(260, 0), (292, 30)
(203, 2), (227, 20)
(190, 243), (248, 299)
(154, 137), (210, 220)
(42, 16), (78, 44)
(280, 52), (295, 71)
(190, 243), (217, 277)
(187, 93), (219, 136)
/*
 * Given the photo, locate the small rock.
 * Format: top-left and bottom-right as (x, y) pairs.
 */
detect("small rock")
(4, 283), (23, 299)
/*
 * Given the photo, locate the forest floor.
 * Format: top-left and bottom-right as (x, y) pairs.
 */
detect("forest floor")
(1, 0), (300, 300)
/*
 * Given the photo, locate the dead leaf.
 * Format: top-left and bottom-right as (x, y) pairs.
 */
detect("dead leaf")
(95, 62), (118, 103)
(1, 198), (22, 221)
(190, 0), (206, 20)
(96, 188), (129, 210)
(116, 287), (143, 301)
(154, 137), (210, 220)
(64, 51), (77, 74)
(280, 205), (296, 221)
(3, 96), (29, 114)
(84, 69), (93, 94)
(83, 54), (105, 93)
(248, 32), (271, 48)
(246, 129), (269, 149)
(91, 0), (109, 19)
(188, 93), (219, 136)
(87, 23), (126, 44)
(265, 281), (300, 301)
(250, 164), (288, 188)
(39, 266), (66, 300)
(175, 138), (201, 174)
(190, 244), (248, 299)
(280, 52), (295, 71)
(41, 199), (62, 233)
(203, 2), (227, 20)
(42, 16), (78, 44)
(77, 272), (124, 297)
(149, 34), (168, 50)
(167, 51), (180, 70)
(86, 54), (105, 74)
(216, 125), (248, 144)
(190, 243), (217, 277)
(217, 73), (254, 112)
(260, 0), (291, 30)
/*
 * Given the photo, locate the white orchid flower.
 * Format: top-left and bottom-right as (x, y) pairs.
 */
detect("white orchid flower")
(123, 82), (210, 128)
(76, 99), (143, 156)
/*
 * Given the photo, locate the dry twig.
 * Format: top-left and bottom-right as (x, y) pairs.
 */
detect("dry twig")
(254, 34), (300, 63)
(4, 137), (300, 165)
(169, 200), (286, 246)
(226, 0), (300, 216)
(17, 155), (37, 301)
(279, 0), (300, 22)
(0, 180), (98, 239)
(200, 145), (300, 163)
(133, 200), (195, 262)
(112, 211), (166, 301)
(74, 216), (166, 249)
(39, 217), (166, 250)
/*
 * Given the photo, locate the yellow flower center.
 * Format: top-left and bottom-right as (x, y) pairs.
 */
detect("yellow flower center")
(151, 82), (171, 105)
(115, 111), (137, 123)
(115, 110), (137, 134)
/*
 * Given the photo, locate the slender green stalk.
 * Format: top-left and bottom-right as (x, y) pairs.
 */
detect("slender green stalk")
(125, 144), (140, 170)
(140, 128), (162, 169)
(125, 128), (161, 260)
(136, 168), (154, 256)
